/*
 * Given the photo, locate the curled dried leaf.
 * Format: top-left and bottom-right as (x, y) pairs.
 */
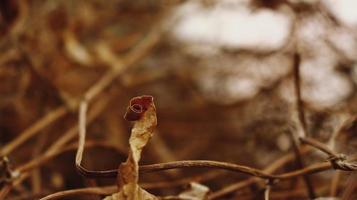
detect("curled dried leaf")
(104, 95), (158, 200)
(124, 95), (155, 121)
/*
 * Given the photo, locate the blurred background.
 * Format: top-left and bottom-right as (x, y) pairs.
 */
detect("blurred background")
(0, 0), (356, 199)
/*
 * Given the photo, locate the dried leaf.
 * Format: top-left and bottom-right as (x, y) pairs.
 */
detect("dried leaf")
(103, 95), (158, 200)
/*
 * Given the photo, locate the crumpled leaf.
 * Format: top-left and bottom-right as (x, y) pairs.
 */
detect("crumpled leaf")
(103, 95), (158, 200)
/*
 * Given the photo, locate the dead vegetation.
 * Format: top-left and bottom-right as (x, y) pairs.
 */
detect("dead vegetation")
(0, 0), (357, 200)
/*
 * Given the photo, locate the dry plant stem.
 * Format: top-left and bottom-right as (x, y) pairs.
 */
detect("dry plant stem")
(0, 140), (120, 199)
(10, 191), (51, 200)
(3, 97), (112, 198)
(301, 135), (357, 171)
(0, 173), (28, 199)
(293, 53), (308, 137)
(209, 179), (256, 199)
(330, 170), (341, 196)
(75, 101), (88, 176)
(300, 137), (339, 158)
(264, 185), (271, 200)
(138, 161), (275, 179)
(341, 173), (357, 200)
(142, 171), (223, 189)
(31, 132), (48, 193)
(288, 131), (316, 199)
(77, 159), (334, 180)
(76, 160), (271, 179)
(17, 141), (122, 173)
(240, 184), (330, 200)
(0, 184), (11, 200)
(39, 186), (117, 200)
(300, 137), (357, 170)
(0, 106), (68, 156)
(46, 95), (111, 155)
(292, 52), (316, 198)
(208, 146), (313, 199)
(39, 172), (221, 200)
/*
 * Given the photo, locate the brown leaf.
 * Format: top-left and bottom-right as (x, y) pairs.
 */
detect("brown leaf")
(104, 95), (158, 200)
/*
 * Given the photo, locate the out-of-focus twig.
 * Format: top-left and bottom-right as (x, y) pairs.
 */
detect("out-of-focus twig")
(208, 145), (313, 199)
(264, 184), (271, 200)
(291, 52), (316, 198)
(330, 170), (341, 196)
(0, 106), (68, 156)
(0, 139), (123, 199)
(341, 173), (357, 200)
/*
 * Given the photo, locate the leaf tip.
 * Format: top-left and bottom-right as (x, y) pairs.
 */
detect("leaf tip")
(124, 95), (155, 121)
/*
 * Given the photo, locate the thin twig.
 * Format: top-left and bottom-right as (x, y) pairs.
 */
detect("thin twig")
(341, 173), (357, 200)
(75, 101), (88, 176)
(264, 184), (271, 200)
(207, 146), (312, 199)
(17, 141), (123, 173)
(76, 159), (337, 180)
(293, 49), (308, 138)
(46, 95), (111, 155)
(292, 52), (316, 198)
(0, 106), (68, 156)
(0, 139), (122, 199)
(330, 170), (341, 196)
(288, 129), (316, 198)
(39, 171), (222, 200)
(30, 131), (48, 193)
(39, 186), (117, 200)
(300, 137), (339, 158)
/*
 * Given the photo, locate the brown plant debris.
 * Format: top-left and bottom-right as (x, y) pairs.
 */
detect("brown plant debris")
(108, 95), (158, 200)
(1, 1), (357, 200)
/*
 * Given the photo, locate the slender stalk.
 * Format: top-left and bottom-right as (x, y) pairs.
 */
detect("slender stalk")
(292, 52), (316, 198)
